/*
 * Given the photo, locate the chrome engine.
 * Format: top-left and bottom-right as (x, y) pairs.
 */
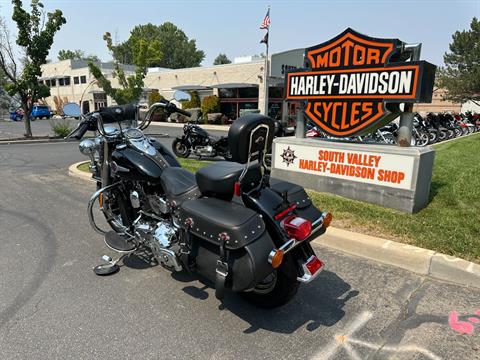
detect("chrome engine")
(134, 218), (182, 272)
(193, 145), (216, 157)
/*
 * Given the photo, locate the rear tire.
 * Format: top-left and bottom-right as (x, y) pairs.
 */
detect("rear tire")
(241, 255), (299, 308)
(172, 138), (190, 158)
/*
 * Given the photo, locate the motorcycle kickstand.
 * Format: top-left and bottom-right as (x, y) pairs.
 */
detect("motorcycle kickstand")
(93, 253), (129, 276)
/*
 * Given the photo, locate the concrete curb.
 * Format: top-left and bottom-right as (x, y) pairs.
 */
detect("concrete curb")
(68, 161), (480, 289)
(0, 137), (72, 145)
(68, 161), (95, 182)
(149, 122), (229, 132)
(313, 227), (480, 289)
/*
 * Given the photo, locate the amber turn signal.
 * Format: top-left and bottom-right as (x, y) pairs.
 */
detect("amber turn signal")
(268, 249), (284, 269)
(98, 193), (103, 208)
(323, 212), (333, 228)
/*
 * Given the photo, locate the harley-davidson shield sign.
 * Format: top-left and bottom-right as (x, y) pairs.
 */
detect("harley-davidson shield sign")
(285, 28), (436, 137)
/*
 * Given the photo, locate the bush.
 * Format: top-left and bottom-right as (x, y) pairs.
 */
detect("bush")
(201, 95), (220, 123)
(148, 90), (164, 106)
(181, 91), (201, 109)
(49, 119), (73, 138)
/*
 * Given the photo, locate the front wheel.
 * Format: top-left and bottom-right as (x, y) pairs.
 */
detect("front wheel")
(172, 138), (191, 158)
(417, 130), (429, 147)
(241, 255), (299, 308)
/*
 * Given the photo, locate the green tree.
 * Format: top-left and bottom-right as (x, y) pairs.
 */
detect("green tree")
(58, 49), (100, 62)
(112, 22), (205, 69)
(213, 53), (231, 65)
(0, 0), (66, 137)
(88, 31), (159, 105)
(437, 17), (480, 105)
(201, 95), (220, 120)
(58, 49), (83, 60)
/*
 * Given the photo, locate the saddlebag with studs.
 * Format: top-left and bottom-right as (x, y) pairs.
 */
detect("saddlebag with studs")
(178, 197), (275, 292)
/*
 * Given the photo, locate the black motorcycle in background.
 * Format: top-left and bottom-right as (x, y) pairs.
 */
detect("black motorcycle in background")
(172, 121), (232, 160)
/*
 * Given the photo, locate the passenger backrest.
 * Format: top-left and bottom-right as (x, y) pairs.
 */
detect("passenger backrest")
(228, 114), (275, 164)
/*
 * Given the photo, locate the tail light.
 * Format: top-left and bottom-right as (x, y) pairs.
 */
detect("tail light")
(282, 215), (312, 241)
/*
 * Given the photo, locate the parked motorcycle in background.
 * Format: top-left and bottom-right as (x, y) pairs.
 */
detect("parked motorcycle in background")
(64, 91), (332, 308)
(172, 121), (232, 160)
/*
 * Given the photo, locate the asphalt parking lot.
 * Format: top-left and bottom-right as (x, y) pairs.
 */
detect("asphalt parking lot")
(0, 140), (479, 360)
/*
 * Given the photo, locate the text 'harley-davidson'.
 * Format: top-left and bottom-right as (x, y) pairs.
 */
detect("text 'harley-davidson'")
(65, 91), (332, 308)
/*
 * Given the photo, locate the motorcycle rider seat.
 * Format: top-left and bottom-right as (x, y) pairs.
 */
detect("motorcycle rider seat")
(196, 114), (275, 201)
(196, 161), (262, 200)
(160, 167), (200, 205)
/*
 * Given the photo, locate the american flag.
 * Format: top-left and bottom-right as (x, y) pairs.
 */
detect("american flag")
(260, 8), (270, 29)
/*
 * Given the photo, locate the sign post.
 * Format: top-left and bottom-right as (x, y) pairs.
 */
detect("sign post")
(397, 43), (422, 147)
(273, 29), (436, 213)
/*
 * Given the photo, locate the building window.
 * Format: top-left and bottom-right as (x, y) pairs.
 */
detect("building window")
(45, 79), (50, 87)
(80, 75), (87, 84)
(74, 76), (79, 85)
(219, 88), (235, 98)
(38, 80), (43, 85)
(64, 77), (70, 86)
(269, 87), (283, 98)
(93, 92), (107, 110)
(59, 78), (64, 86)
(238, 87), (258, 98)
(50, 79), (56, 87)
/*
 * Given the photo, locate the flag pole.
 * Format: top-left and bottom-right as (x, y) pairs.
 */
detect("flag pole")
(263, 5), (270, 116)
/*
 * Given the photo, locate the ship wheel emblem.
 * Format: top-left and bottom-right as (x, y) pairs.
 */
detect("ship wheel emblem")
(281, 146), (297, 167)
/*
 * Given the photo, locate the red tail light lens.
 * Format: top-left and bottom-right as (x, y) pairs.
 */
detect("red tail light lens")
(305, 256), (323, 275)
(283, 215), (312, 241)
(233, 182), (241, 196)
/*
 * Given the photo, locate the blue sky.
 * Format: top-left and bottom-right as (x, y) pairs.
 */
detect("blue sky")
(0, 0), (478, 67)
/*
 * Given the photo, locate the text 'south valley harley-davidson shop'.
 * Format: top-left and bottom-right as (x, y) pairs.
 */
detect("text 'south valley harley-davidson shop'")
(272, 29), (436, 213)
(277, 146), (415, 190)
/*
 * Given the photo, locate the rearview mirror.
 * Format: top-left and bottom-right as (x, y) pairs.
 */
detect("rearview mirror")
(173, 90), (191, 102)
(63, 102), (81, 117)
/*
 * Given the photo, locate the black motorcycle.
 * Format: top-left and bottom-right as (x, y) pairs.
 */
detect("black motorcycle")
(172, 121), (231, 160)
(65, 91), (332, 308)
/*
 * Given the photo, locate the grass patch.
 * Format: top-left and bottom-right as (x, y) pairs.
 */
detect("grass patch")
(77, 162), (90, 173)
(308, 133), (480, 263)
(178, 158), (212, 173)
(76, 135), (480, 262)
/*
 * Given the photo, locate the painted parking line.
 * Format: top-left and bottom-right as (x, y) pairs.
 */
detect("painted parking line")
(311, 310), (442, 360)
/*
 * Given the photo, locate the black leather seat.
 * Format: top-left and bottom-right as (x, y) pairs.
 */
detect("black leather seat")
(195, 161), (262, 200)
(160, 167), (200, 204)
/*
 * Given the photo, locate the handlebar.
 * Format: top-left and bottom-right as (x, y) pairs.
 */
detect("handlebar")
(175, 107), (192, 117)
(74, 121), (90, 140)
(67, 99), (192, 140)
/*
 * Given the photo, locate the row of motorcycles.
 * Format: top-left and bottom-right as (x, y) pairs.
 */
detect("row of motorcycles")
(307, 112), (480, 146)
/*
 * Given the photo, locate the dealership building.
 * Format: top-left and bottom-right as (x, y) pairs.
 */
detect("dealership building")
(39, 49), (306, 120)
(39, 49), (475, 120)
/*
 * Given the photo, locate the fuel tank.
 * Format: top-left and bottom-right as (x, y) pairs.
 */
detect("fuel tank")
(111, 141), (179, 183)
(191, 125), (209, 138)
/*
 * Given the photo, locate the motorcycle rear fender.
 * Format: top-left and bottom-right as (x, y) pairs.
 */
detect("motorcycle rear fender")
(243, 183), (326, 252)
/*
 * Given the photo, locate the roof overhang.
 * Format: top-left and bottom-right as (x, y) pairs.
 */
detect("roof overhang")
(210, 83), (258, 89)
(171, 85), (212, 91)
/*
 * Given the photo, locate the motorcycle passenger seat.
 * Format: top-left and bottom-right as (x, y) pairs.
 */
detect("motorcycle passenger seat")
(195, 161), (262, 201)
(160, 167), (200, 205)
